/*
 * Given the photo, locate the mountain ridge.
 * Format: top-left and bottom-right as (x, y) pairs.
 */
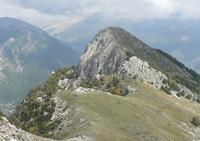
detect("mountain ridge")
(7, 26), (200, 141)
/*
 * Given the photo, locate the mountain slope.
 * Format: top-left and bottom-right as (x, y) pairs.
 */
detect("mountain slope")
(9, 27), (200, 141)
(58, 81), (200, 141)
(10, 72), (200, 141)
(0, 17), (79, 113)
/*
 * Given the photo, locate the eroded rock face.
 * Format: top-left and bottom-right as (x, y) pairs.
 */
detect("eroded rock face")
(119, 56), (168, 88)
(79, 27), (125, 80)
(58, 78), (69, 89)
(50, 97), (89, 139)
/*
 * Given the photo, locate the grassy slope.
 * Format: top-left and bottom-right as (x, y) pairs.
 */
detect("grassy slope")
(58, 81), (200, 141)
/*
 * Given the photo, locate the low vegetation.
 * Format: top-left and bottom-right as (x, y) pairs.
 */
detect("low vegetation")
(176, 91), (186, 97)
(160, 76), (197, 103)
(173, 76), (200, 94)
(59, 81), (200, 141)
(186, 94), (193, 100)
(0, 112), (5, 120)
(191, 116), (200, 126)
(161, 86), (171, 95)
(10, 67), (76, 137)
(126, 50), (134, 60)
(80, 75), (130, 96)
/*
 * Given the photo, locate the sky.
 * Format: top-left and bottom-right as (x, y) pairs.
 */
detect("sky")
(0, 0), (200, 27)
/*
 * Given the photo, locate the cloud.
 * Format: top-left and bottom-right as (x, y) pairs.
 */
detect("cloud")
(6, 0), (175, 18)
(0, 0), (69, 26)
(1, 0), (200, 26)
(180, 36), (190, 42)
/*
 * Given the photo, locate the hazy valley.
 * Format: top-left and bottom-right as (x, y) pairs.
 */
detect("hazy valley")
(0, 17), (79, 114)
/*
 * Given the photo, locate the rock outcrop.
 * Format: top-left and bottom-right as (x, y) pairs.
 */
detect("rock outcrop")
(119, 56), (168, 88)
(79, 27), (125, 80)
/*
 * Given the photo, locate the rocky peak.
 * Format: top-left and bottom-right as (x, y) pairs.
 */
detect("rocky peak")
(78, 27), (162, 81)
(80, 27), (116, 65)
(79, 27), (126, 80)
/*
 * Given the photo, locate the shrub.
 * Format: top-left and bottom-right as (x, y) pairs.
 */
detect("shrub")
(180, 90), (186, 97)
(176, 91), (185, 97)
(0, 112), (5, 120)
(166, 79), (180, 92)
(28, 127), (39, 134)
(162, 79), (168, 84)
(191, 116), (200, 126)
(197, 96), (200, 103)
(112, 76), (120, 87)
(126, 50), (134, 60)
(111, 87), (122, 95)
(176, 93), (181, 97)
(170, 82), (180, 91)
(161, 86), (171, 95)
(133, 75), (138, 80)
(122, 88), (129, 96)
(93, 77), (105, 88)
(186, 94), (192, 100)
(66, 70), (75, 79)
(80, 81), (93, 88)
(110, 85), (129, 96)
(100, 76), (105, 82)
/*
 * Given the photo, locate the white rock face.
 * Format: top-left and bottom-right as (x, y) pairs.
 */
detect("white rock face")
(80, 28), (115, 67)
(119, 56), (168, 88)
(79, 28), (124, 80)
(178, 122), (200, 140)
(178, 84), (194, 97)
(50, 97), (90, 139)
(51, 97), (69, 122)
(126, 85), (137, 93)
(58, 78), (69, 89)
(73, 87), (96, 95)
(66, 136), (93, 141)
(73, 87), (112, 96)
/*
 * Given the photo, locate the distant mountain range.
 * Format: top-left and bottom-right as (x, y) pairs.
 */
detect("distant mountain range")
(44, 14), (200, 72)
(0, 17), (79, 113)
